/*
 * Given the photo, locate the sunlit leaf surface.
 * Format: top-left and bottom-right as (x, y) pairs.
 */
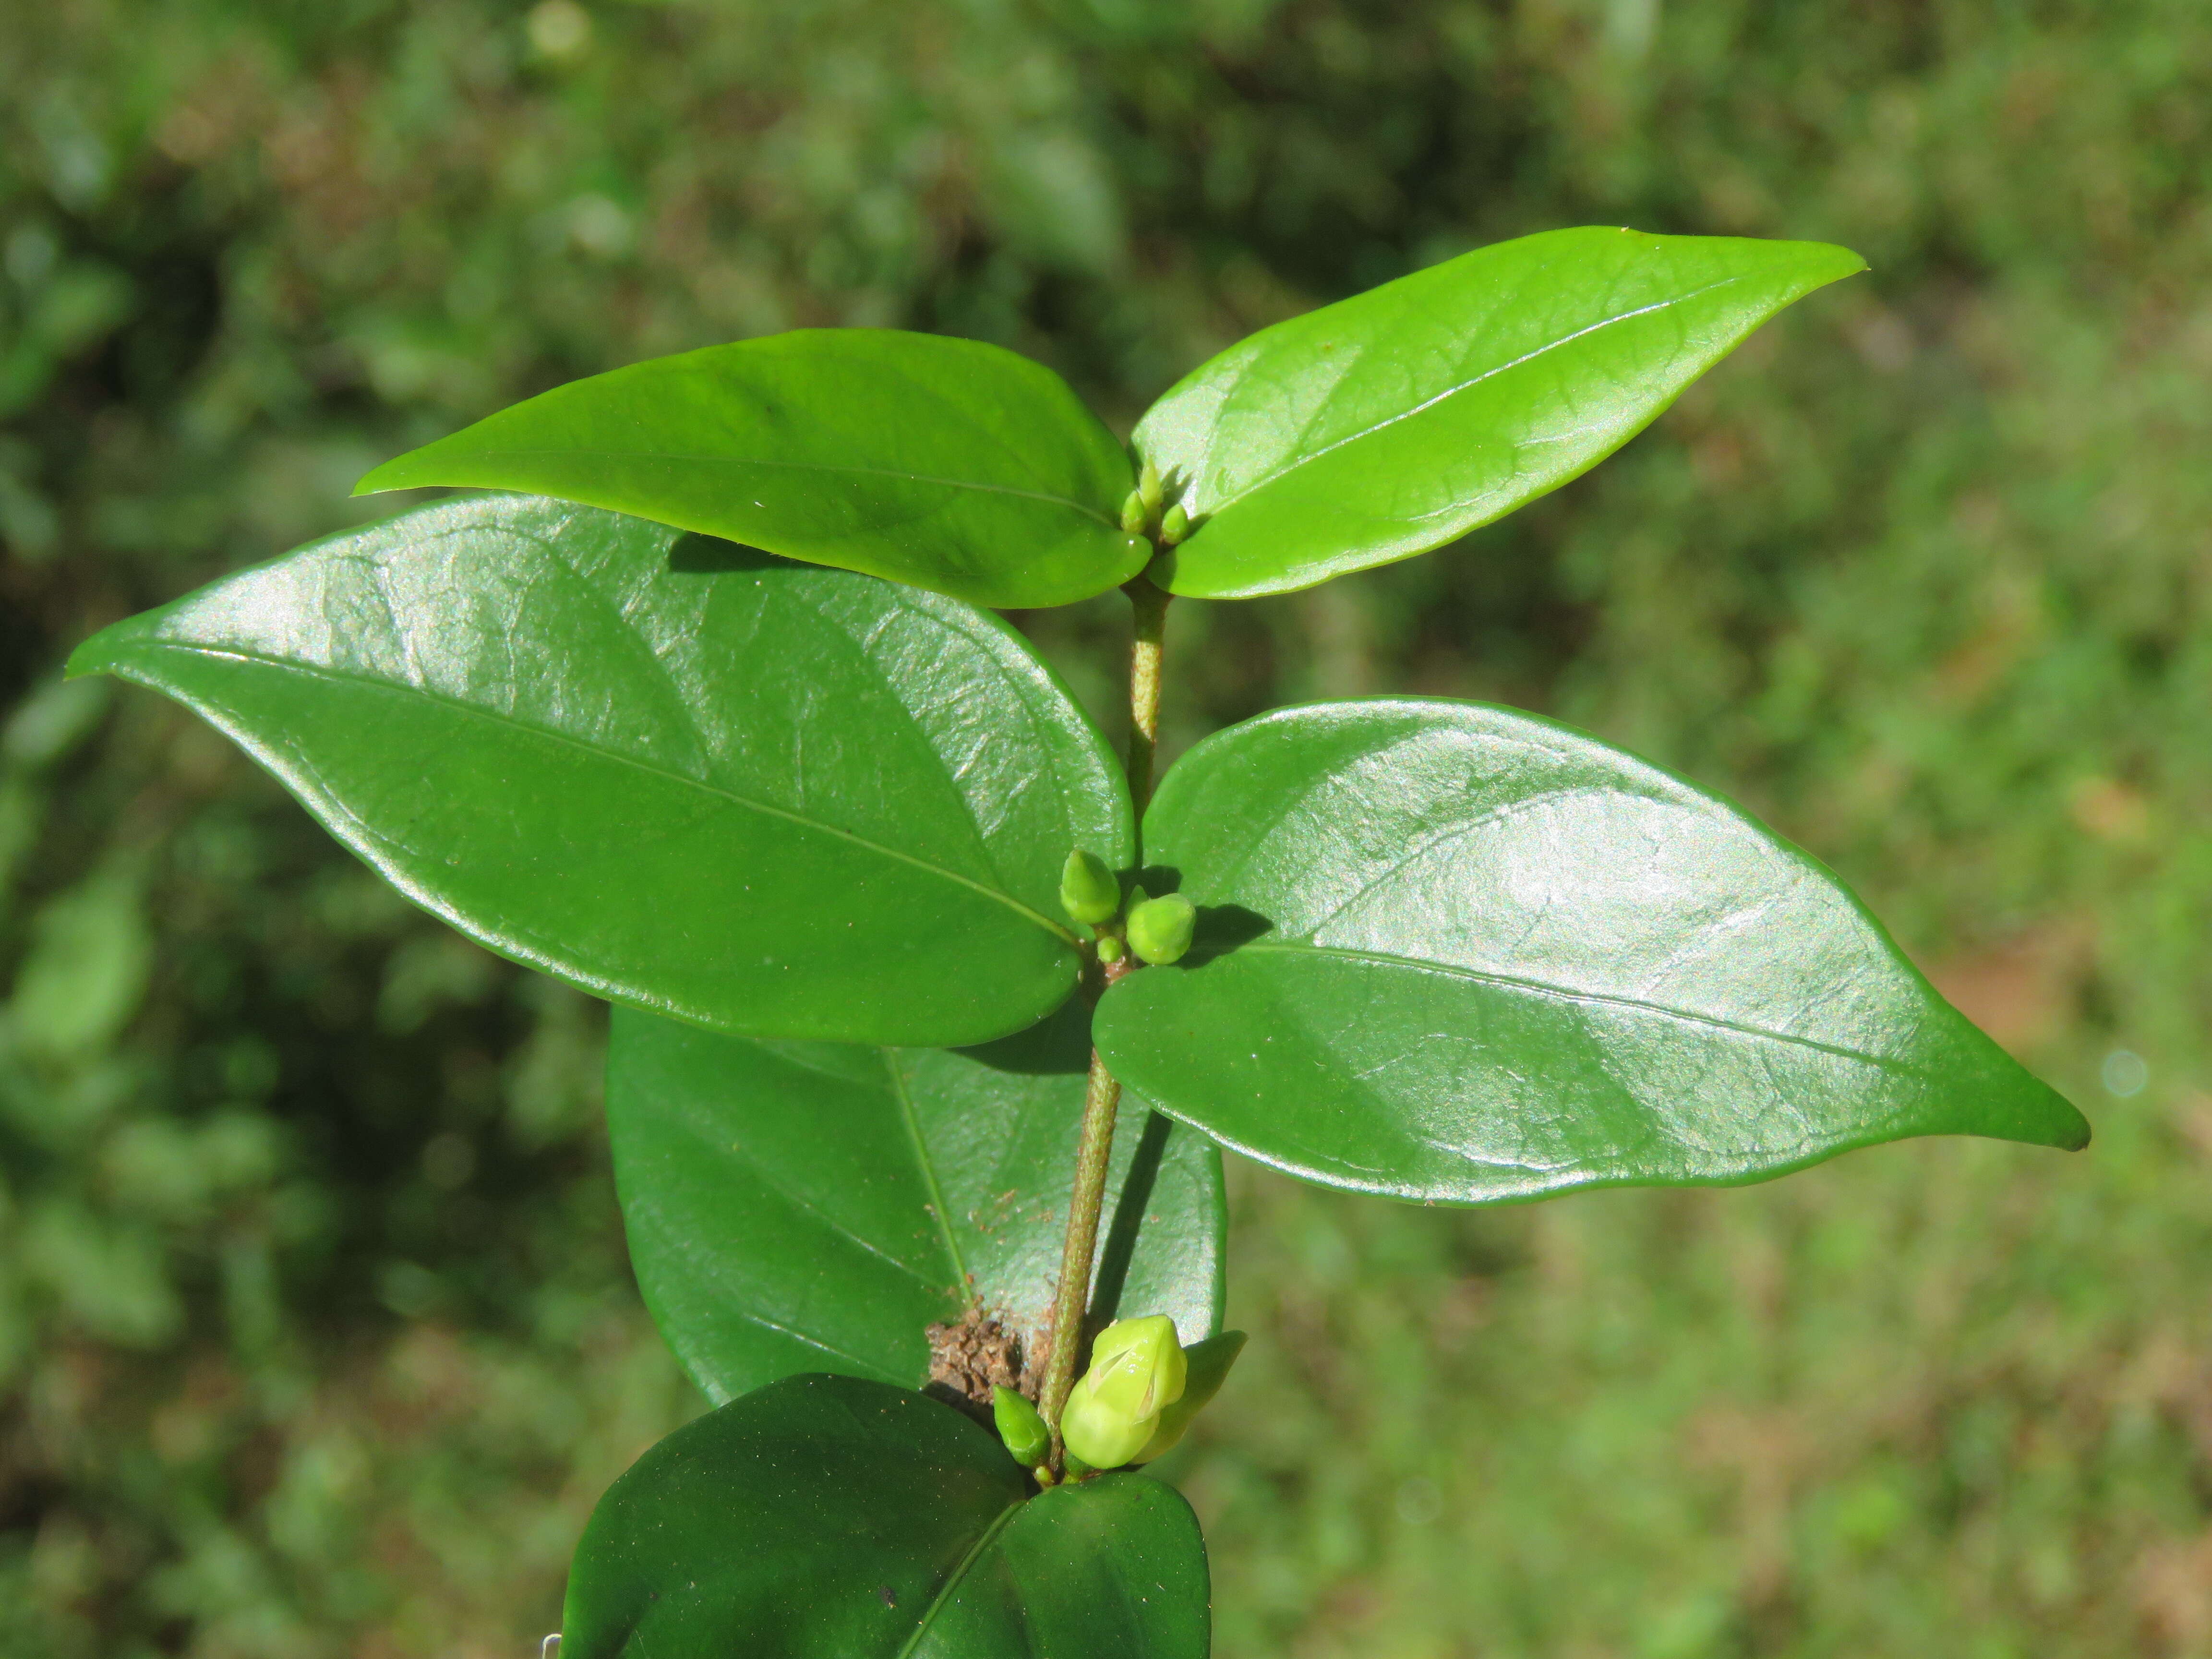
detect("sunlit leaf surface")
(1097, 699), (2088, 1201)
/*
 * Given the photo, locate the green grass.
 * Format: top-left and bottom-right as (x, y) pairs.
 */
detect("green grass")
(5, 1), (2211, 1652)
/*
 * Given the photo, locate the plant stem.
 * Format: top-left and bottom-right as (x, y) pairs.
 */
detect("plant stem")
(1123, 573), (1170, 816)
(1038, 1052), (1121, 1438)
(1036, 573), (1172, 1458)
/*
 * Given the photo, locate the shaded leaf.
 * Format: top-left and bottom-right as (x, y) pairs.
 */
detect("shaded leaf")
(1135, 228), (1863, 598)
(357, 330), (1150, 608)
(609, 999), (1225, 1403)
(911, 1472), (1208, 1658)
(562, 1373), (1208, 1659)
(71, 496), (1127, 1048)
(1095, 699), (2087, 1202)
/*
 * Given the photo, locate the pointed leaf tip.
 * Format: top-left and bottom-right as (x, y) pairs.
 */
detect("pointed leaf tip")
(1135, 228), (1867, 599)
(1099, 698), (2086, 1203)
(82, 494), (1131, 1047)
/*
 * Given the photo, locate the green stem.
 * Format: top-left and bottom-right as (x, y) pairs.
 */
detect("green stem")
(1036, 573), (1172, 1460)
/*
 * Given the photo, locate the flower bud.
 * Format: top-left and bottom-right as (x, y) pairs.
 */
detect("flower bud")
(993, 1385), (1050, 1469)
(1096, 934), (1125, 965)
(1132, 1330), (1245, 1463)
(1119, 488), (1148, 534)
(1059, 849), (1120, 926)
(1159, 503), (1189, 546)
(1060, 1315), (1187, 1470)
(1137, 460), (1164, 518)
(1126, 892), (1195, 965)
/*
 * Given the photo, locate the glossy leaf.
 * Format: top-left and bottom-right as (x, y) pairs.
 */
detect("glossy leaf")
(608, 999), (1225, 1404)
(356, 330), (1150, 609)
(563, 1373), (1208, 1659)
(912, 1471), (1209, 1659)
(70, 496), (1129, 1048)
(1095, 700), (2089, 1202)
(1133, 228), (1864, 599)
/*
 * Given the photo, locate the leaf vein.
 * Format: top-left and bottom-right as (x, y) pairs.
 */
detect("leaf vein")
(136, 641), (1079, 945)
(894, 1501), (1025, 1659)
(718, 1143), (949, 1293)
(407, 447), (1118, 525)
(1208, 274), (1751, 514)
(1241, 940), (1925, 1077)
(882, 1050), (972, 1295)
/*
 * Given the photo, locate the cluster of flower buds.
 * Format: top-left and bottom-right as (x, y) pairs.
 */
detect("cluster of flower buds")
(995, 1317), (1247, 1479)
(1118, 461), (1189, 548)
(1059, 850), (1195, 967)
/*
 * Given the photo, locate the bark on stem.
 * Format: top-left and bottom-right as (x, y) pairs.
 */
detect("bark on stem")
(1037, 574), (1171, 1460)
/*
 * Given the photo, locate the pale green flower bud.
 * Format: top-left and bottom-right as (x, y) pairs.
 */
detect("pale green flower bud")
(1126, 892), (1195, 965)
(1059, 849), (1120, 926)
(1137, 459), (1164, 519)
(1096, 934), (1126, 965)
(1133, 1330), (1245, 1463)
(1159, 503), (1189, 546)
(993, 1385), (1050, 1469)
(1119, 488), (1148, 534)
(1061, 1315), (1187, 1470)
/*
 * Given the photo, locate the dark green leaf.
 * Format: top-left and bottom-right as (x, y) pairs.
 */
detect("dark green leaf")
(562, 1373), (1209, 1659)
(355, 330), (1150, 609)
(70, 496), (1128, 1048)
(1095, 700), (2088, 1202)
(1134, 228), (1864, 599)
(608, 999), (1225, 1403)
(910, 1472), (1209, 1659)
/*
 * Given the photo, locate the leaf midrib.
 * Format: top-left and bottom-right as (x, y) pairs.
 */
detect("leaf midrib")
(132, 639), (1080, 946)
(1238, 939), (1927, 1078)
(893, 1499), (1025, 1659)
(1200, 274), (1750, 517)
(882, 1051), (972, 1295)
(383, 447), (1119, 527)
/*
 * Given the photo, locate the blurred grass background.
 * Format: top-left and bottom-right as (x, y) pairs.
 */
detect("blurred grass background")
(3, 0), (2210, 1654)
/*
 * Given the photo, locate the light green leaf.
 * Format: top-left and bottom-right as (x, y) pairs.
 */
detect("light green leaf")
(1095, 700), (2088, 1202)
(562, 1374), (1209, 1659)
(356, 330), (1151, 609)
(70, 496), (1129, 1048)
(1134, 228), (1864, 598)
(609, 999), (1224, 1404)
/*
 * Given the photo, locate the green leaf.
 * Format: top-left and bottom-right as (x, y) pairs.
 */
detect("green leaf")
(563, 1373), (1209, 1659)
(70, 496), (1129, 1048)
(910, 1470), (1209, 1659)
(355, 330), (1150, 609)
(1133, 228), (1864, 599)
(608, 998), (1225, 1404)
(1094, 700), (2089, 1203)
